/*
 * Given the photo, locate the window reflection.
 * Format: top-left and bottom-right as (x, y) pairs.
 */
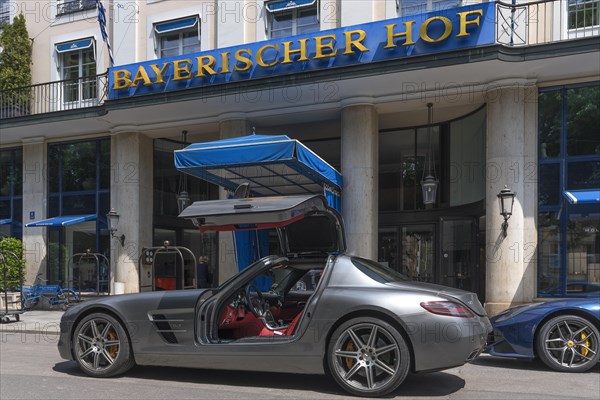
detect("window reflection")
(538, 212), (561, 294)
(567, 208), (600, 288)
(567, 85), (600, 156)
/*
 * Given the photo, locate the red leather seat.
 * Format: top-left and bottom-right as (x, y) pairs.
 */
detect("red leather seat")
(258, 311), (303, 337)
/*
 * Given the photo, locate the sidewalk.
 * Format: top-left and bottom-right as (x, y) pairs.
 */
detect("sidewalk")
(0, 310), (64, 335)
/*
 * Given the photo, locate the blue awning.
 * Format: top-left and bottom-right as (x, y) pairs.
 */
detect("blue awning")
(266, 0), (317, 12)
(25, 214), (97, 227)
(154, 16), (199, 34)
(563, 190), (600, 204)
(0, 219), (12, 225)
(56, 38), (94, 53)
(174, 134), (342, 199)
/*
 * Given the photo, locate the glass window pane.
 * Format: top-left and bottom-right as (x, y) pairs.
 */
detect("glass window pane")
(567, 207), (600, 290)
(379, 129), (415, 211)
(568, 161), (600, 190)
(62, 194), (96, 215)
(566, 85), (600, 156)
(296, 8), (319, 34)
(0, 151), (11, 197)
(539, 163), (561, 206)
(182, 31), (200, 49)
(0, 199), (10, 219)
(13, 198), (22, 224)
(62, 142), (97, 192)
(48, 146), (60, 193)
(538, 212), (561, 295)
(48, 195), (60, 218)
(47, 229), (62, 284)
(99, 139), (110, 189)
(539, 90), (561, 159)
(13, 149), (22, 195)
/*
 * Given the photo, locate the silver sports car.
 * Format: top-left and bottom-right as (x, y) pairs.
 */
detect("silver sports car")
(58, 195), (491, 397)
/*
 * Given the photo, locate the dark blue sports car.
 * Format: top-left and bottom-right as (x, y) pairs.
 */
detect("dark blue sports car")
(488, 298), (600, 372)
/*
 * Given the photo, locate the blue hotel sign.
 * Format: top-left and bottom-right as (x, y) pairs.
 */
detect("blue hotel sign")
(108, 3), (495, 100)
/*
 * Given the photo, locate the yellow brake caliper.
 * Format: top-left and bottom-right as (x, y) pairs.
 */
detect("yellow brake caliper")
(345, 341), (355, 369)
(580, 332), (589, 357)
(108, 330), (119, 359)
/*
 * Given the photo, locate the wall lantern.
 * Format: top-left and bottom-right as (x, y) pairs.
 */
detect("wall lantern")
(107, 208), (126, 246)
(421, 103), (438, 205)
(497, 185), (516, 237)
(176, 130), (192, 214)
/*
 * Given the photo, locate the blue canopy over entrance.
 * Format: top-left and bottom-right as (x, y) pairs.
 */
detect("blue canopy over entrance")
(25, 214), (96, 227)
(174, 134), (343, 271)
(563, 190), (600, 205)
(174, 134), (342, 209)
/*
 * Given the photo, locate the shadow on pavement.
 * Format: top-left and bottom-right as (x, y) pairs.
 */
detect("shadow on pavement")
(53, 361), (465, 397)
(473, 355), (600, 373)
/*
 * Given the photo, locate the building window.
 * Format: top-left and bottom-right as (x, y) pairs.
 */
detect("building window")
(266, 0), (319, 39)
(568, 0), (600, 29)
(153, 139), (219, 285)
(46, 138), (110, 284)
(0, 0), (11, 26)
(154, 16), (200, 58)
(57, 0), (97, 16)
(56, 38), (97, 105)
(399, 0), (461, 17)
(379, 125), (443, 212)
(538, 83), (600, 298)
(0, 147), (22, 239)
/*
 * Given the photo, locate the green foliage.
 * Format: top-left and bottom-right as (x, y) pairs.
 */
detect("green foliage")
(0, 14), (32, 112)
(0, 237), (25, 291)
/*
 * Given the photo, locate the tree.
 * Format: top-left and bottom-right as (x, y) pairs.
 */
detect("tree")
(0, 14), (32, 116)
(0, 237), (25, 291)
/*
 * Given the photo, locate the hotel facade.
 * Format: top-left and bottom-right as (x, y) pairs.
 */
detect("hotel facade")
(0, 0), (598, 315)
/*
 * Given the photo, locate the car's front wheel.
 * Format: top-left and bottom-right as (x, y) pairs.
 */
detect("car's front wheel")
(327, 317), (410, 397)
(72, 313), (135, 377)
(536, 314), (600, 372)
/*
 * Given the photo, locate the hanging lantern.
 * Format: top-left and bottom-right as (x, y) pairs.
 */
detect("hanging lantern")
(176, 191), (191, 214)
(176, 130), (191, 214)
(420, 103), (438, 205)
(421, 175), (439, 205)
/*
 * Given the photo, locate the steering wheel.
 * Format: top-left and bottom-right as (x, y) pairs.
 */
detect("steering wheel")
(245, 284), (269, 318)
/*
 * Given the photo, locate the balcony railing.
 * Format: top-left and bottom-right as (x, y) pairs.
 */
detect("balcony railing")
(57, 0), (97, 16)
(0, 74), (108, 120)
(1, 0), (598, 121)
(496, 0), (600, 45)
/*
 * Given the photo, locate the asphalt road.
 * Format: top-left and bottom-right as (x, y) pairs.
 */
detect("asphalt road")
(1, 333), (598, 400)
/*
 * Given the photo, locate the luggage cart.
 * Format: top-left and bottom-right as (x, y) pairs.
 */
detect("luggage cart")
(68, 250), (110, 297)
(138, 241), (197, 292)
(0, 249), (25, 323)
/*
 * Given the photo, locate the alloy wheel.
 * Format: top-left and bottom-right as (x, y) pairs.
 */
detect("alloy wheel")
(332, 322), (401, 392)
(542, 317), (598, 370)
(75, 318), (121, 372)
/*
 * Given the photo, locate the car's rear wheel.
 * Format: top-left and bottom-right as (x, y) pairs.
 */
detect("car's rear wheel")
(327, 317), (410, 397)
(536, 315), (600, 372)
(72, 313), (135, 377)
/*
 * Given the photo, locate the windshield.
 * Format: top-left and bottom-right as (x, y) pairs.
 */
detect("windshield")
(351, 257), (411, 284)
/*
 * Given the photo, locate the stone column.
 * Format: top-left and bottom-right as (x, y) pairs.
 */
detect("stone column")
(341, 103), (379, 260)
(484, 82), (538, 316)
(372, 0), (386, 21)
(217, 118), (251, 283)
(21, 138), (47, 284)
(110, 132), (153, 293)
(243, 0), (257, 44)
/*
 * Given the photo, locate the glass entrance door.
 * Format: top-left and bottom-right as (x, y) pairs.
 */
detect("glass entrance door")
(401, 224), (435, 282)
(379, 225), (435, 282)
(440, 218), (478, 293)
